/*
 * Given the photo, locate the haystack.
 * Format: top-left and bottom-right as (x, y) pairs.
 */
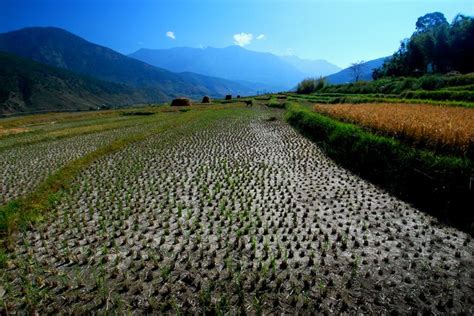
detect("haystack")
(202, 96), (211, 103)
(225, 95), (232, 100)
(171, 98), (192, 106)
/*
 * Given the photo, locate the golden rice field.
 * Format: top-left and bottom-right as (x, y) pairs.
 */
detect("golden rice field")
(313, 103), (474, 154)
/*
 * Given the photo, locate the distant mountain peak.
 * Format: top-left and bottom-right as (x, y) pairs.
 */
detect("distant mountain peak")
(325, 57), (389, 84)
(0, 27), (255, 101)
(5, 26), (85, 40)
(279, 55), (342, 78)
(281, 54), (340, 65)
(129, 46), (341, 91)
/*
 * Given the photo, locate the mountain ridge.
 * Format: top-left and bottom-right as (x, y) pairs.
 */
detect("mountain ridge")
(325, 57), (389, 84)
(0, 51), (163, 115)
(0, 27), (254, 99)
(279, 55), (341, 78)
(129, 46), (340, 91)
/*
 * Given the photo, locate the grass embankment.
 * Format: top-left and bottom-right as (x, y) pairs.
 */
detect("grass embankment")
(293, 73), (474, 108)
(323, 73), (474, 93)
(284, 102), (473, 233)
(289, 93), (474, 109)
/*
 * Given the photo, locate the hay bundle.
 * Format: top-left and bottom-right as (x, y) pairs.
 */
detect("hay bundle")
(171, 98), (192, 106)
(225, 95), (232, 100)
(202, 96), (211, 103)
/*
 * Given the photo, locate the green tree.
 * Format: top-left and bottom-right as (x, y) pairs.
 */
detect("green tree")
(415, 12), (448, 33)
(373, 12), (474, 78)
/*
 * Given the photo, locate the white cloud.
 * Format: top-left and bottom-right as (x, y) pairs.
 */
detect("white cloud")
(256, 34), (266, 40)
(166, 31), (175, 40)
(233, 32), (253, 47)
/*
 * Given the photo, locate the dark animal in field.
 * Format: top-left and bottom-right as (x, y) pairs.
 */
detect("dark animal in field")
(244, 100), (253, 107)
(225, 95), (232, 100)
(202, 96), (211, 103)
(171, 98), (192, 106)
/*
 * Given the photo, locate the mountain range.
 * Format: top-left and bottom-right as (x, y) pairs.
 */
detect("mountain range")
(0, 27), (254, 106)
(0, 26), (384, 114)
(129, 46), (341, 91)
(279, 55), (341, 78)
(0, 51), (165, 114)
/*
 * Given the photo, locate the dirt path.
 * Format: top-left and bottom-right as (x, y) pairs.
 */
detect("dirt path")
(2, 106), (473, 314)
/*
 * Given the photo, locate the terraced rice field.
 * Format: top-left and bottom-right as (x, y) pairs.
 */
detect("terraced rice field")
(0, 103), (473, 314)
(313, 103), (474, 155)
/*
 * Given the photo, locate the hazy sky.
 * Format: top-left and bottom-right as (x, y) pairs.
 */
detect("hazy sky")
(1, 0), (472, 68)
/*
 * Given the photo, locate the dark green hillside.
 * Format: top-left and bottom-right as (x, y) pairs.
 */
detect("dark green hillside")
(0, 51), (164, 115)
(0, 27), (254, 98)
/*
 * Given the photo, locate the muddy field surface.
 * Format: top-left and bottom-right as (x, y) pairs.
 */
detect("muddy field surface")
(0, 126), (138, 204)
(1, 106), (473, 314)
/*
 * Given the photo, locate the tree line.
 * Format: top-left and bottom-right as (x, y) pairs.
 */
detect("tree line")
(373, 12), (474, 78)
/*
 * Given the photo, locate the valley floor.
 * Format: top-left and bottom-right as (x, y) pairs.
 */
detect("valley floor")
(1, 104), (473, 313)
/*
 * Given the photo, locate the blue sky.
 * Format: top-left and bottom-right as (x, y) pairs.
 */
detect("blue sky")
(1, 0), (472, 68)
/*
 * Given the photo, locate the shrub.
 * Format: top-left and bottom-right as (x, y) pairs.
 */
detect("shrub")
(444, 73), (474, 87)
(225, 95), (232, 100)
(419, 75), (444, 90)
(401, 90), (474, 102)
(399, 77), (417, 92)
(296, 77), (326, 94)
(266, 99), (286, 109)
(318, 73), (474, 96)
(202, 96), (211, 103)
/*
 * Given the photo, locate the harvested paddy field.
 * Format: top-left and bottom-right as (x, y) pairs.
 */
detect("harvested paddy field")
(1, 104), (473, 314)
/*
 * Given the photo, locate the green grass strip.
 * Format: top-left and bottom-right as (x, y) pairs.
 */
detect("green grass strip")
(287, 93), (474, 108)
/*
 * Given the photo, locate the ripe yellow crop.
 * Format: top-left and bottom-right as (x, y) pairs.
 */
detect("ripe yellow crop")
(313, 103), (474, 155)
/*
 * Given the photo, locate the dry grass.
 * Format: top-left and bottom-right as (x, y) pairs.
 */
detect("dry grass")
(0, 110), (118, 129)
(0, 127), (30, 137)
(313, 103), (474, 155)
